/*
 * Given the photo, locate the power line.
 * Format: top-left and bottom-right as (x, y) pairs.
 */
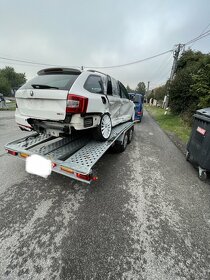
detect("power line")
(190, 23), (210, 48)
(0, 55), (80, 68)
(84, 49), (173, 69)
(184, 29), (210, 45)
(199, 23), (210, 37)
(0, 56), (58, 67)
(0, 27), (209, 71)
(0, 49), (173, 70)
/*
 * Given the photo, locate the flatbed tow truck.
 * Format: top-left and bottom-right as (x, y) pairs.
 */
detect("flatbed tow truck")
(5, 121), (134, 184)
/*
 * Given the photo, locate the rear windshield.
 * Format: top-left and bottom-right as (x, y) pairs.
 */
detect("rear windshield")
(133, 95), (142, 103)
(20, 74), (80, 90)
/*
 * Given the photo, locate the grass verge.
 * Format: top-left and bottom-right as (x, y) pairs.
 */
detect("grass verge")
(0, 101), (16, 111)
(145, 105), (191, 144)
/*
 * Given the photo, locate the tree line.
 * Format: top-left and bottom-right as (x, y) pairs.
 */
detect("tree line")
(149, 49), (210, 123)
(126, 82), (146, 95)
(0, 67), (26, 96)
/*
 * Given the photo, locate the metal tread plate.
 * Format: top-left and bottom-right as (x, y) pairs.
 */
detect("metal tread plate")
(30, 132), (89, 158)
(45, 137), (90, 160)
(5, 133), (53, 150)
(63, 122), (133, 174)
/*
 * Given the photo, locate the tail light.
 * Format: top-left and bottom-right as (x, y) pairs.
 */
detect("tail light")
(66, 94), (88, 114)
(76, 173), (98, 182)
(76, 173), (91, 181)
(137, 111), (142, 116)
(7, 150), (18, 156)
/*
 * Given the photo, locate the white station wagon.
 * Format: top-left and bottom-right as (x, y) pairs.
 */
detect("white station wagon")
(15, 68), (135, 141)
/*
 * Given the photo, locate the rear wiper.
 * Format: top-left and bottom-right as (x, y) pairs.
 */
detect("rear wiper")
(31, 84), (59, 89)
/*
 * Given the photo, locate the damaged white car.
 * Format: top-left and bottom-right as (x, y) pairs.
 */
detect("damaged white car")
(15, 68), (135, 141)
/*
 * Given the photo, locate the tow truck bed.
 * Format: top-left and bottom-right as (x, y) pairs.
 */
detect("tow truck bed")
(5, 121), (134, 183)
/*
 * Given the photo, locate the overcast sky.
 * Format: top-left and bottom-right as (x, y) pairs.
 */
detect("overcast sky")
(0, 0), (210, 89)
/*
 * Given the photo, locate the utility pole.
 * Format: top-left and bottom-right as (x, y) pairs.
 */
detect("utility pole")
(164, 43), (184, 109)
(170, 44), (182, 80)
(146, 81), (150, 103)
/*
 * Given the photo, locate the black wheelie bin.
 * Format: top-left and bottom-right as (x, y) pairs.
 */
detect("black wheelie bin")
(186, 108), (210, 181)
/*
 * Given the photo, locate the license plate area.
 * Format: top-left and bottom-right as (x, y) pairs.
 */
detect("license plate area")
(26, 154), (52, 178)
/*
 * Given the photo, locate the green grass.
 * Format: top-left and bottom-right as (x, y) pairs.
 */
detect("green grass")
(146, 105), (191, 144)
(0, 101), (16, 111)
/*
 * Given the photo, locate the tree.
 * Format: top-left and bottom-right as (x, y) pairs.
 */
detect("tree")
(153, 85), (167, 101)
(135, 82), (146, 94)
(126, 85), (135, 93)
(190, 62), (210, 109)
(0, 75), (11, 95)
(168, 49), (210, 121)
(147, 90), (155, 100)
(169, 69), (195, 115)
(0, 67), (26, 95)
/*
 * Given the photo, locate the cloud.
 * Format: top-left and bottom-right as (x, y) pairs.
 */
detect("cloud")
(0, 0), (210, 88)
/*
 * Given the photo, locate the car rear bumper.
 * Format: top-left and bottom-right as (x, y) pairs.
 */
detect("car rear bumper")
(15, 110), (101, 136)
(15, 109), (32, 131)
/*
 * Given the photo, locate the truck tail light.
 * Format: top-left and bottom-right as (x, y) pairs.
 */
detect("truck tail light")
(7, 150), (18, 156)
(76, 173), (91, 181)
(66, 94), (88, 114)
(76, 173), (98, 182)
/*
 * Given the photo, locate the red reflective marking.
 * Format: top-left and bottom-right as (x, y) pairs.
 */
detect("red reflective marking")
(197, 126), (206, 135)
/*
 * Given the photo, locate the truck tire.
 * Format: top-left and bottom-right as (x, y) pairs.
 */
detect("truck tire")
(111, 132), (128, 153)
(127, 127), (134, 144)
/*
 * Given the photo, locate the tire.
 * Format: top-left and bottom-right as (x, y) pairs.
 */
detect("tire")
(127, 127), (134, 144)
(185, 151), (190, 161)
(111, 132), (128, 153)
(198, 170), (207, 181)
(94, 113), (112, 141)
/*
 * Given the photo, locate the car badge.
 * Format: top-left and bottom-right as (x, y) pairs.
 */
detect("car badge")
(30, 90), (34, 97)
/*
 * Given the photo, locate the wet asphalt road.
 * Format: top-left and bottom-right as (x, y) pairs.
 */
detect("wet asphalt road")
(0, 110), (210, 280)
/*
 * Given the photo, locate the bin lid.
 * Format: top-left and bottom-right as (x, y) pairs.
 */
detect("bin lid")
(196, 108), (210, 118)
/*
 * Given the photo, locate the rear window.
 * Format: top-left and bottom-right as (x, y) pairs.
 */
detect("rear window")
(130, 94), (142, 103)
(20, 74), (80, 90)
(84, 75), (104, 94)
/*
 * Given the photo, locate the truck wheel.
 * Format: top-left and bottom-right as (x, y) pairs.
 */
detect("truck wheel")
(198, 170), (207, 181)
(94, 113), (112, 141)
(185, 151), (190, 161)
(111, 132), (128, 153)
(127, 127), (134, 144)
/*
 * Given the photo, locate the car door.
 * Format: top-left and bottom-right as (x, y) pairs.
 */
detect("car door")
(119, 82), (134, 122)
(106, 76), (122, 127)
